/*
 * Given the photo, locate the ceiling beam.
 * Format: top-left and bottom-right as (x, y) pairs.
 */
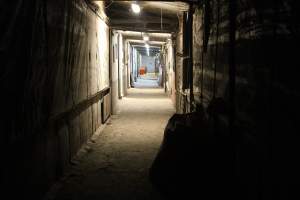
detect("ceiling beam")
(124, 36), (169, 42)
(129, 41), (162, 48)
(110, 25), (176, 33)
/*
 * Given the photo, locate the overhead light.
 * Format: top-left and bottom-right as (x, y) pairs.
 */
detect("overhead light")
(143, 35), (149, 41)
(143, 33), (149, 41)
(131, 3), (140, 14)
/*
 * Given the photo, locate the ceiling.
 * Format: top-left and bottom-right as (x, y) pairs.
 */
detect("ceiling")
(93, 1), (193, 56)
(103, 1), (190, 33)
(116, 30), (171, 56)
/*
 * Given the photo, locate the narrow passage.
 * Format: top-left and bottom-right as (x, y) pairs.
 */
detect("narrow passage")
(47, 87), (174, 200)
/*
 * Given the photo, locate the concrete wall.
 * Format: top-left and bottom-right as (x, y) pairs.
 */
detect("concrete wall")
(111, 31), (120, 114)
(132, 48), (138, 81)
(122, 38), (128, 96)
(141, 55), (155, 73)
(192, 2), (228, 107)
(0, 1), (110, 199)
(163, 39), (176, 106)
(175, 13), (189, 113)
(111, 31), (128, 102)
(118, 33), (124, 97)
(125, 40), (131, 88)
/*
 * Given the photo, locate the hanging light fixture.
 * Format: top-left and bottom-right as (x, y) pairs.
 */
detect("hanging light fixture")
(143, 35), (149, 41)
(131, 3), (140, 14)
(143, 33), (149, 41)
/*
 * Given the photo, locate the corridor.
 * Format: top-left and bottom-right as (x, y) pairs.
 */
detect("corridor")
(1, 1), (300, 199)
(45, 87), (174, 200)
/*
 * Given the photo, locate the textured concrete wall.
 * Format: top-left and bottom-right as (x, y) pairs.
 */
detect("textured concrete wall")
(111, 32), (126, 98)
(163, 39), (176, 106)
(175, 13), (188, 113)
(118, 33), (124, 97)
(125, 40), (132, 88)
(111, 31), (120, 114)
(192, 2), (229, 107)
(132, 48), (138, 81)
(192, 7), (204, 103)
(122, 38), (128, 96)
(0, 1), (110, 198)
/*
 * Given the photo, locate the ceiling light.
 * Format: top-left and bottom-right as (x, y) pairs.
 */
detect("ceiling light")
(143, 35), (149, 41)
(143, 33), (149, 41)
(131, 3), (140, 14)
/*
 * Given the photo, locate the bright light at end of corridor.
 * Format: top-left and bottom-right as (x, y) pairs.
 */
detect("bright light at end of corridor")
(131, 3), (140, 14)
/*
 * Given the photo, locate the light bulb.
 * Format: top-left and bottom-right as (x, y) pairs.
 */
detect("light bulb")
(131, 3), (140, 14)
(143, 35), (149, 41)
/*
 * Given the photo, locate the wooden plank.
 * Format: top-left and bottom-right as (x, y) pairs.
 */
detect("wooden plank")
(49, 87), (110, 131)
(101, 93), (111, 123)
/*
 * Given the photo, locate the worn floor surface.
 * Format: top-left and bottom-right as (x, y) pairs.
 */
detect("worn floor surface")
(134, 77), (159, 88)
(45, 85), (174, 200)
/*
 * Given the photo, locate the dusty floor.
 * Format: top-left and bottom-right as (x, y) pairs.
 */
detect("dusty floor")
(134, 77), (160, 88)
(45, 84), (175, 200)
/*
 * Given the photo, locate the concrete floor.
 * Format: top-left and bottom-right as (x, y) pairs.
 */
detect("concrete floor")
(45, 85), (175, 200)
(134, 77), (159, 88)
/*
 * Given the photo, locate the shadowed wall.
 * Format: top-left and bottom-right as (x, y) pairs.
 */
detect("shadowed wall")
(0, 1), (110, 199)
(190, 1), (300, 199)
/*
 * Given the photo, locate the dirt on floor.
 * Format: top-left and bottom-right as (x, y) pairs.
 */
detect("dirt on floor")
(44, 87), (175, 200)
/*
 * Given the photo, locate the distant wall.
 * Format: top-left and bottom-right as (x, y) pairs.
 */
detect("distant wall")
(141, 55), (155, 73)
(0, 1), (110, 199)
